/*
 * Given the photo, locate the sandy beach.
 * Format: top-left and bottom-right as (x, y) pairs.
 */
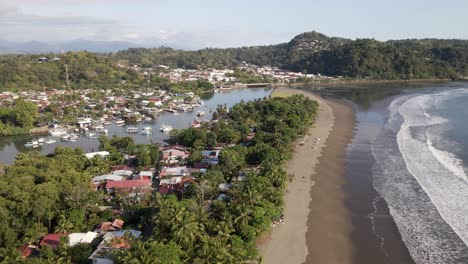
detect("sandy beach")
(259, 87), (355, 264)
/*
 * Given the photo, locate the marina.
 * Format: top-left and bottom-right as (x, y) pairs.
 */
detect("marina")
(0, 88), (272, 164)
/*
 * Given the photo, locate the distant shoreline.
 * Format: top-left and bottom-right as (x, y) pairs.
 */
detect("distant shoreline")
(230, 78), (455, 90)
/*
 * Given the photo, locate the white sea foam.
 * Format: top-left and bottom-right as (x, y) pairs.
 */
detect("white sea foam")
(398, 93), (468, 245)
(427, 137), (468, 182)
(371, 89), (468, 263)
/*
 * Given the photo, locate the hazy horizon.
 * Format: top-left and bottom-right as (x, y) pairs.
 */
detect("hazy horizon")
(1, 0), (468, 51)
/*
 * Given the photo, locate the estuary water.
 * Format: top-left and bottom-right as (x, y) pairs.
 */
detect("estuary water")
(0, 88), (272, 164)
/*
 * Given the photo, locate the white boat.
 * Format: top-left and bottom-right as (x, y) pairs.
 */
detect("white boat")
(96, 126), (108, 134)
(197, 111), (205, 117)
(94, 125), (105, 131)
(103, 121), (112, 125)
(50, 128), (68, 137)
(126, 127), (139, 133)
(62, 133), (78, 142)
(115, 120), (125, 126)
(87, 132), (98, 139)
(144, 116), (153, 122)
(160, 124), (173, 132)
(37, 138), (46, 144)
(24, 140), (39, 147)
(45, 139), (56, 144)
(141, 127), (153, 135)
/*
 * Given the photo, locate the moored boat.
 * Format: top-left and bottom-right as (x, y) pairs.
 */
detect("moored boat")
(160, 124), (173, 132)
(126, 127), (139, 133)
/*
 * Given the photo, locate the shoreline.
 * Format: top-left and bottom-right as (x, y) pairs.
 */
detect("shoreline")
(258, 87), (355, 263)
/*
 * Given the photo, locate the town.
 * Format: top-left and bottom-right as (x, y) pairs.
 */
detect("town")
(1, 90), (318, 263)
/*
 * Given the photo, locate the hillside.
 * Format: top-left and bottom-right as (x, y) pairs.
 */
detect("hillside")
(0, 31), (467, 91)
(113, 32), (468, 79)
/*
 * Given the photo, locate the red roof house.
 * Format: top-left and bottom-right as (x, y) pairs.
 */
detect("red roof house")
(105, 179), (152, 191)
(40, 234), (68, 249)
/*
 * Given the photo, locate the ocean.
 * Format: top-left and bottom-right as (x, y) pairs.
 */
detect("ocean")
(371, 85), (468, 263)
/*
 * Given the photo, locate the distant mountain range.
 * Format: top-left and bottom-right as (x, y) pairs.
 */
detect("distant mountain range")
(0, 39), (139, 54)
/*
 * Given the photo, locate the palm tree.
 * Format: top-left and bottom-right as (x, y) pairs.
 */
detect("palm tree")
(54, 214), (74, 233)
(171, 210), (203, 248)
(0, 246), (20, 263)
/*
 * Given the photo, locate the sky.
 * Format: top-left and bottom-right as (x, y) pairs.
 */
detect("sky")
(1, 0), (467, 49)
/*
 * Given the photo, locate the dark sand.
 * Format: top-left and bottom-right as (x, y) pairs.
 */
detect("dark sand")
(305, 100), (356, 264)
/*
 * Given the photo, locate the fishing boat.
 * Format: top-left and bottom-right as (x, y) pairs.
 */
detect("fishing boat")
(61, 133), (78, 142)
(126, 127), (139, 133)
(141, 127), (153, 135)
(115, 120), (125, 126)
(160, 124), (173, 132)
(24, 140), (39, 147)
(87, 132), (98, 139)
(45, 139), (56, 144)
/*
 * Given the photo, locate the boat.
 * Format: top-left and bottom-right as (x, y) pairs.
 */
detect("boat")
(87, 132), (98, 139)
(197, 111), (205, 117)
(45, 139), (56, 144)
(144, 116), (153, 122)
(176, 105), (189, 112)
(191, 121), (201, 128)
(160, 124), (173, 132)
(37, 138), (46, 144)
(96, 126), (108, 134)
(141, 127), (153, 135)
(24, 140), (39, 147)
(115, 120), (125, 126)
(103, 121), (112, 125)
(126, 127), (139, 133)
(49, 128), (68, 137)
(164, 109), (177, 114)
(94, 125), (105, 131)
(61, 133), (78, 142)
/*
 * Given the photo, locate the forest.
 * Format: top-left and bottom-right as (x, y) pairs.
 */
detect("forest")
(0, 95), (318, 263)
(1, 31), (467, 93)
(0, 100), (38, 136)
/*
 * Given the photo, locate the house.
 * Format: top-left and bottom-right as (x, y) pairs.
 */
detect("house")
(98, 219), (125, 232)
(68, 232), (98, 246)
(158, 177), (193, 195)
(40, 234), (68, 249)
(162, 147), (190, 165)
(112, 170), (134, 178)
(201, 150), (221, 165)
(133, 170), (155, 180)
(89, 230), (142, 264)
(18, 245), (39, 259)
(92, 174), (124, 183)
(85, 151), (110, 159)
(105, 179), (152, 193)
(158, 166), (190, 178)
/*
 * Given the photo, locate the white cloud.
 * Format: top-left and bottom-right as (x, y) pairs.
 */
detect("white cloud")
(0, 0), (293, 49)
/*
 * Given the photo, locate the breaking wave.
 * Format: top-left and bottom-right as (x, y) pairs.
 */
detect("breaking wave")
(371, 89), (468, 263)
